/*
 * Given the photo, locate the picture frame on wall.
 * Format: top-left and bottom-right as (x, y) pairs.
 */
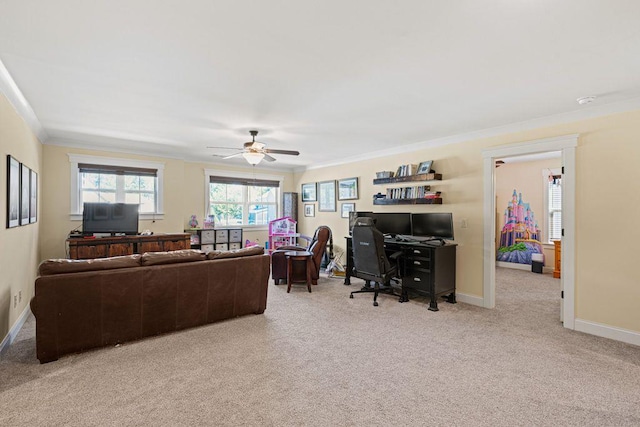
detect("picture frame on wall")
(417, 160), (434, 175)
(6, 155), (19, 228)
(301, 182), (317, 202)
(30, 169), (37, 223)
(341, 202), (355, 218)
(20, 163), (30, 225)
(318, 180), (336, 212)
(304, 204), (315, 217)
(337, 177), (359, 200)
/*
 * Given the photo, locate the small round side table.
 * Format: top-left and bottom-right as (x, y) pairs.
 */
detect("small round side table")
(284, 251), (313, 293)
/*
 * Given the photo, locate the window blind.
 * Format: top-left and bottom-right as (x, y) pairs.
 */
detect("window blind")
(548, 177), (562, 240)
(209, 176), (279, 188)
(78, 163), (157, 177)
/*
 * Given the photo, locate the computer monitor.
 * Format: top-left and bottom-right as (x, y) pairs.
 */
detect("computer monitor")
(370, 212), (411, 237)
(411, 212), (454, 240)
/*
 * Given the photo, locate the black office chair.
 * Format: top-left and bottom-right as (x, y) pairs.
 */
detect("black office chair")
(349, 218), (406, 306)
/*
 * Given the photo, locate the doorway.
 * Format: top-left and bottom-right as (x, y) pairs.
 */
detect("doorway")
(482, 134), (577, 329)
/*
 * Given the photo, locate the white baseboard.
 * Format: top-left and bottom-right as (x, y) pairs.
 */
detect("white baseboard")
(496, 261), (531, 271)
(456, 292), (484, 307)
(575, 318), (640, 347)
(0, 305), (31, 357)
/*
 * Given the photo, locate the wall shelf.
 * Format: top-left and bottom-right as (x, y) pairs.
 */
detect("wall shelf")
(373, 172), (442, 185)
(373, 198), (443, 205)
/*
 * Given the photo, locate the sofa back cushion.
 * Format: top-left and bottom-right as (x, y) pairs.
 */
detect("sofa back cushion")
(206, 246), (265, 260)
(38, 255), (142, 276)
(140, 249), (206, 266)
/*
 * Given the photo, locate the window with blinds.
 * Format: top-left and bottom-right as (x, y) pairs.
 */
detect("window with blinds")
(79, 163), (158, 213)
(208, 175), (280, 226)
(548, 175), (562, 242)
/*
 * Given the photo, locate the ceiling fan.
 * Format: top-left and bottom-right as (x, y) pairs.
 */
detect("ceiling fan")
(208, 130), (300, 165)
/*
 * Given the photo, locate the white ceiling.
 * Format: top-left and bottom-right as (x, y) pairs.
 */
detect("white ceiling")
(1, 1), (640, 170)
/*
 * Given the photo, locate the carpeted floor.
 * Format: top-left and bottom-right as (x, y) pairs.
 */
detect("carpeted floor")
(1, 268), (639, 426)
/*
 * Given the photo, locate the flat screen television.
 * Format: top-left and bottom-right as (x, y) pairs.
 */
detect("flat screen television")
(82, 203), (140, 235)
(370, 212), (412, 237)
(411, 212), (454, 240)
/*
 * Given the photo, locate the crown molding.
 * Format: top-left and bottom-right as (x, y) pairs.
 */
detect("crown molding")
(0, 58), (48, 143)
(297, 97), (640, 172)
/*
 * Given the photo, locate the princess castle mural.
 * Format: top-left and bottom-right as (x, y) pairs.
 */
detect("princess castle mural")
(497, 189), (544, 265)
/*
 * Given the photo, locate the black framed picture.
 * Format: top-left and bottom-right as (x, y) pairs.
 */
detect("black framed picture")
(6, 155), (19, 228)
(318, 180), (336, 212)
(301, 182), (317, 202)
(30, 169), (37, 223)
(20, 163), (30, 225)
(337, 177), (358, 200)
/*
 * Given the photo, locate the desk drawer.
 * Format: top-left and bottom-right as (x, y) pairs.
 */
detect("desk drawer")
(409, 247), (432, 259)
(404, 272), (431, 291)
(407, 258), (431, 270)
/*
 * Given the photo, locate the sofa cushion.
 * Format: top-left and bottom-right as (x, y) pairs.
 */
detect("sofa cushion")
(38, 254), (142, 276)
(140, 249), (206, 266)
(207, 246), (265, 260)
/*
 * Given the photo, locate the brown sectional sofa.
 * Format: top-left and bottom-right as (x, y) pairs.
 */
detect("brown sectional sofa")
(31, 247), (269, 363)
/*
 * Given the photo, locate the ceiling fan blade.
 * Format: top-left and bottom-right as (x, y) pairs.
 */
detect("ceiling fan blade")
(263, 154), (276, 162)
(263, 148), (300, 156)
(222, 152), (243, 160)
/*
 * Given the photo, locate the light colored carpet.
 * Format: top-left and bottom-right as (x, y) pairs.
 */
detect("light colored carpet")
(1, 268), (639, 426)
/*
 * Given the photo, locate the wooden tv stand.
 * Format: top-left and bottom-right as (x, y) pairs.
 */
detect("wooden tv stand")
(67, 234), (191, 260)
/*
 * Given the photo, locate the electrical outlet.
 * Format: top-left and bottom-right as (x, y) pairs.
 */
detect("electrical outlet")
(461, 219), (468, 229)
(19, 291), (22, 302)
(14, 295), (18, 308)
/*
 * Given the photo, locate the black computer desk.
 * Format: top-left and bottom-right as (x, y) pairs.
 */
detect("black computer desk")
(344, 236), (457, 311)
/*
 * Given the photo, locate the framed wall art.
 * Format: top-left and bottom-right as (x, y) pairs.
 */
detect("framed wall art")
(30, 169), (37, 223)
(337, 177), (359, 200)
(301, 182), (317, 202)
(341, 202), (355, 218)
(6, 155), (19, 228)
(318, 180), (336, 212)
(417, 160), (433, 175)
(20, 163), (30, 225)
(304, 204), (315, 217)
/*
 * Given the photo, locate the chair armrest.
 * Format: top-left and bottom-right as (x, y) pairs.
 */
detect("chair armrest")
(389, 251), (403, 261)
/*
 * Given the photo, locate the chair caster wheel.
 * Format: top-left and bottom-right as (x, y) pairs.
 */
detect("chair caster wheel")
(373, 301), (378, 307)
(349, 294), (354, 299)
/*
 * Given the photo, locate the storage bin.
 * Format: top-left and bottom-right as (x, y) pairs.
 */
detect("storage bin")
(532, 260), (543, 274)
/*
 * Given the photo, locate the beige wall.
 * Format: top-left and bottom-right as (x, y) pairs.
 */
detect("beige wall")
(495, 157), (562, 266)
(0, 94), (42, 342)
(294, 109), (640, 334)
(40, 145), (294, 260)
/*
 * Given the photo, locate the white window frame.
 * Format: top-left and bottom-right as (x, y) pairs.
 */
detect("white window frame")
(69, 154), (164, 221)
(542, 167), (562, 244)
(204, 168), (284, 230)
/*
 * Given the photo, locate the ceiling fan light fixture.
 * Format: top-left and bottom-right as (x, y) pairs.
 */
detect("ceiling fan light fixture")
(243, 151), (264, 165)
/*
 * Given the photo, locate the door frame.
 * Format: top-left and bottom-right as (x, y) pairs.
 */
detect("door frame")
(482, 134), (577, 329)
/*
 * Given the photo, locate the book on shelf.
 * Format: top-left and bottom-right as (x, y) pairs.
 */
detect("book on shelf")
(385, 186), (436, 199)
(395, 164), (418, 177)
